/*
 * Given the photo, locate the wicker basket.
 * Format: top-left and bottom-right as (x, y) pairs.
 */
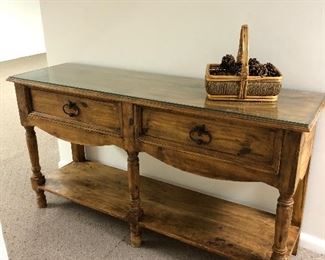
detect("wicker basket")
(205, 25), (282, 102)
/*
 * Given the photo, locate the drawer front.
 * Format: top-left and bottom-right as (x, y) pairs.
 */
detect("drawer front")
(140, 108), (282, 172)
(30, 89), (121, 134)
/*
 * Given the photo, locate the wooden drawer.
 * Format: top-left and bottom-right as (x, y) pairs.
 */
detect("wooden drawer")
(30, 89), (121, 134)
(139, 108), (283, 173)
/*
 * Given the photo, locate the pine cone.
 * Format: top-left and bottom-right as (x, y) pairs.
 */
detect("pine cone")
(265, 63), (280, 76)
(257, 64), (268, 76)
(249, 58), (260, 67)
(211, 55), (280, 76)
(230, 62), (242, 75)
(250, 63), (268, 76)
(221, 54), (236, 70)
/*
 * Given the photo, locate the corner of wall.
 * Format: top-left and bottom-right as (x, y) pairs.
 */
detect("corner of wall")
(300, 232), (325, 255)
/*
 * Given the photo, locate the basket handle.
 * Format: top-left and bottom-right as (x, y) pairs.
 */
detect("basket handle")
(237, 25), (249, 99)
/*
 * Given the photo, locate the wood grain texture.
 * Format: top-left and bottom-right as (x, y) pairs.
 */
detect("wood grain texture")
(40, 162), (130, 219)
(121, 102), (143, 246)
(127, 151), (142, 247)
(278, 131), (303, 194)
(272, 131), (303, 259)
(9, 64), (325, 259)
(26, 112), (124, 147)
(141, 107), (282, 172)
(122, 102), (136, 151)
(71, 143), (86, 162)
(31, 88), (121, 132)
(292, 164), (310, 255)
(272, 195), (295, 260)
(39, 161), (299, 260)
(292, 168), (310, 227)
(140, 142), (278, 187)
(8, 63), (325, 132)
(296, 128), (315, 183)
(15, 84), (32, 126)
(290, 126), (315, 255)
(25, 126), (47, 208)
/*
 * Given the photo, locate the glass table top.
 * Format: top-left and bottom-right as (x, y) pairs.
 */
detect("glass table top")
(8, 63), (325, 131)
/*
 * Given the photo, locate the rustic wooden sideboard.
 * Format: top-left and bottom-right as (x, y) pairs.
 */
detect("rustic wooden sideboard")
(8, 63), (325, 259)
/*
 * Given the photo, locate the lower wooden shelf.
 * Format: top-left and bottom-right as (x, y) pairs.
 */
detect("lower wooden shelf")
(39, 161), (299, 260)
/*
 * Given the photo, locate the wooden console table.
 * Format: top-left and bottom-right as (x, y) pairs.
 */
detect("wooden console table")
(8, 63), (325, 259)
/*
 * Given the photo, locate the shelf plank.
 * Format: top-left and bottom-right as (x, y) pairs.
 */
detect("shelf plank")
(40, 161), (130, 220)
(39, 161), (299, 259)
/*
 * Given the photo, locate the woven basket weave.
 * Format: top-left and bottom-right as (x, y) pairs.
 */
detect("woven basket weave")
(205, 25), (282, 102)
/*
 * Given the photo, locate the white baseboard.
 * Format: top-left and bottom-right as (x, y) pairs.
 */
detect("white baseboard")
(300, 232), (325, 254)
(57, 160), (325, 255)
(58, 159), (71, 168)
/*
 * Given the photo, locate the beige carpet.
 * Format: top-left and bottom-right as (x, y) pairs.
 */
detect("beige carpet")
(0, 54), (323, 260)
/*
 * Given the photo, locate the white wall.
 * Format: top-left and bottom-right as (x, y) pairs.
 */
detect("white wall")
(40, 1), (325, 253)
(0, 0), (45, 62)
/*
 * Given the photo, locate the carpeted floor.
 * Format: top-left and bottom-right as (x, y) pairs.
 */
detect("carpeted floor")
(0, 54), (323, 260)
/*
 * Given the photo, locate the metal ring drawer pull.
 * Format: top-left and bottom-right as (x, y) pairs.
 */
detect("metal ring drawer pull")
(189, 124), (212, 145)
(62, 101), (80, 117)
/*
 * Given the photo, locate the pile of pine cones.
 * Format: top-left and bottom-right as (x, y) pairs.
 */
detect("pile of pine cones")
(249, 58), (280, 77)
(210, 54), (280, 77)
(210, 55), (242, 76)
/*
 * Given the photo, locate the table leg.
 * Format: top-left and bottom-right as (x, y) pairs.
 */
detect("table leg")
(25, 126), (47, 208)
(291, 161), (310, 255)
(271, 193), (294, 260)
(127, 151), (143, 247)
(71, 143), (86, 162)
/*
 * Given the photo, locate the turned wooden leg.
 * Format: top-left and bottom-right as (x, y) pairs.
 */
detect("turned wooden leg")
(71, 143), (86, 162)
(127, 151), (143, 247)
(25, 126), (47, 208)
(271, 194), (294, 260)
